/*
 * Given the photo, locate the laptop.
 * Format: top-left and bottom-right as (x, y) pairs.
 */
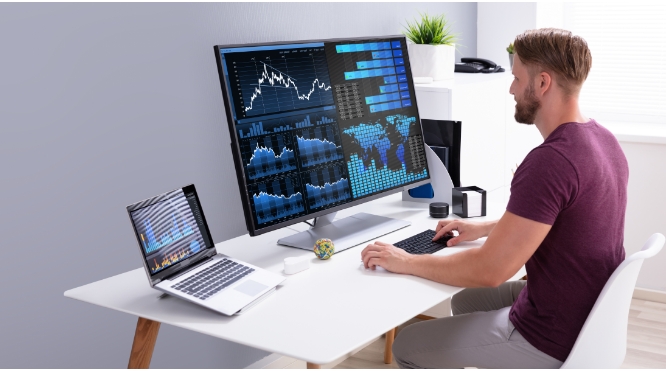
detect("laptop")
(126, 184), (285, 316)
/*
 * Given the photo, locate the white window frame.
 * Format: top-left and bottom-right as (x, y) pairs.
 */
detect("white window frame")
(537, 2), (666, 126)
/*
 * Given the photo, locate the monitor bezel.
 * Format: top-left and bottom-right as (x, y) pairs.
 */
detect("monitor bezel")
(214, 35), (431, 236)
(126, 184), (217, 286)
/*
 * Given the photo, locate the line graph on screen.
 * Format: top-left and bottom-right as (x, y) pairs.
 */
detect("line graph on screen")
(244, 63), (332, 113)
(233, 50), (335, 116)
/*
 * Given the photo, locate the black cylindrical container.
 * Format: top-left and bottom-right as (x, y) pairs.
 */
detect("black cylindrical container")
(429, 202), (449, 218)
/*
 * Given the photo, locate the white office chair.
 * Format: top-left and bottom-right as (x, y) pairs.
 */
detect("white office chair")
(561, 233), (665, 369)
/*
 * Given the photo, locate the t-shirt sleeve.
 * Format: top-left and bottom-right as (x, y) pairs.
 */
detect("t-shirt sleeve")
(507, 147), (578, 225)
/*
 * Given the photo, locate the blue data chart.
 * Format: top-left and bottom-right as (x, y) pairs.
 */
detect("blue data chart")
(129, 190), (206, 274)
(335, 41), (396, 53)
(246, 146), (296, 180)
(295, 124), (344, 168)
(335, 40), (409, 114)
(237, 109), (337, 138)
(342, 114), (416, 167)
(141, 214), (195, 254)
(347, 154), (428, 198)
(344, 67), (397, 80)
(304, 164), (351, 209)
(189, 240), (201, 254)
(341, 114), (428, 197)
(225, 47), (335, 117)
(241, 134), (297, 180)
(250, 176), (305, 225)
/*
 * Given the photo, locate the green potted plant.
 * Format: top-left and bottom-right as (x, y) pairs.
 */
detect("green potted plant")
(506, 42), (515, 70)
(403, 13), (458, 80)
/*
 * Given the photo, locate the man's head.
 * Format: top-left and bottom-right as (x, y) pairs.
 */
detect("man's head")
(509, 28), (592, 125)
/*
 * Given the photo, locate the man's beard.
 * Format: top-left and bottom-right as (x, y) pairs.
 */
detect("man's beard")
(514, 84), (541, 125)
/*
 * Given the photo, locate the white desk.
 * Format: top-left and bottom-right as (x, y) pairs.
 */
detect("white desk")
(65, 189), (522, 368)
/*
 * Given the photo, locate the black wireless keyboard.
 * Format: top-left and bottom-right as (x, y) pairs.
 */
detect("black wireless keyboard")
(394, 229), (452, 255)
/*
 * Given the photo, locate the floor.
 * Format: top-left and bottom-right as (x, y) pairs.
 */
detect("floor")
(623, 299), (666, 368)
(262, 298), (666, 369)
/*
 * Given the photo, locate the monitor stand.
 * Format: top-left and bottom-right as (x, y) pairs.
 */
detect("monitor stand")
(277, 212), (410, 253)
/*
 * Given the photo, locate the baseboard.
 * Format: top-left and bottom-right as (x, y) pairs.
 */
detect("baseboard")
(256, 336), (381, 369)
(633, 287), (666, 304)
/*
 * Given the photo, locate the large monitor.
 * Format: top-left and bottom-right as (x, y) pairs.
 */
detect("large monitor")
(214, 36), (431, 250)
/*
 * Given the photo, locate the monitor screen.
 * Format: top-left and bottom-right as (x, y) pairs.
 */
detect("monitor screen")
(215, 36), (430, 235)
(127, 185), (214, 276)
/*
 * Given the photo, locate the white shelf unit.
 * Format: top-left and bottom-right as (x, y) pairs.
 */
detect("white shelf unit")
(414, 73), (542, 204)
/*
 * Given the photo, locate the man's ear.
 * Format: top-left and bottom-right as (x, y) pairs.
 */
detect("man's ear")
(537, 71), (552, 96)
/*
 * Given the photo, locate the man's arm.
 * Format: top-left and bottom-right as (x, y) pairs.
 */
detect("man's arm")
(361, 210), (551, 287)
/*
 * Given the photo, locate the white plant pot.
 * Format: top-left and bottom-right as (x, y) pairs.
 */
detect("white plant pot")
(408, 43), (455, 81)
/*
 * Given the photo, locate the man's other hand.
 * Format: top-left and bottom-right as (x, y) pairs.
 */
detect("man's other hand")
(433, 220), (494, 247)
(361, 241), (413, 274)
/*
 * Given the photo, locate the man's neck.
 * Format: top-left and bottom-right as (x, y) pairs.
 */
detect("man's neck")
(534, 98), (588, 140)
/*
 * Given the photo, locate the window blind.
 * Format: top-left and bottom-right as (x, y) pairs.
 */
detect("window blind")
(563, 3), (666, 124)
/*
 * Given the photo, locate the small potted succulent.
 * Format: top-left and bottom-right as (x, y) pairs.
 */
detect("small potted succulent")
(403, 12), (458, 80)
(506, 42), (515, 70)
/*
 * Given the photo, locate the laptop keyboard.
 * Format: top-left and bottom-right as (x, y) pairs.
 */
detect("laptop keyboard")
(171, 259), (255, 300)
(394, 229), (452, 255)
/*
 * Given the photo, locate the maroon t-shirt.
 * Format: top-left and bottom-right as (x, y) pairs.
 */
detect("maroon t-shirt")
(507, 120), (628, 362)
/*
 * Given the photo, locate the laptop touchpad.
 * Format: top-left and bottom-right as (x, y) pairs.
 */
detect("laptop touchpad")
(234, 280), (267, 296)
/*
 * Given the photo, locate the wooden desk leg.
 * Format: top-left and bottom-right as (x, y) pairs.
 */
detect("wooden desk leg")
(306, 362), (321, 369)
(128, 317), (161, 369)
(384, 327), (397, 364)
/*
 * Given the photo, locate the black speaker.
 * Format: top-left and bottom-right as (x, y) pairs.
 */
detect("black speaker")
(429, 202), (450, 218)
(420, 119), (462, 187)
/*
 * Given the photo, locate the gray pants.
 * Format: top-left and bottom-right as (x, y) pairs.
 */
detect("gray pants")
(392, 281), (563, 368)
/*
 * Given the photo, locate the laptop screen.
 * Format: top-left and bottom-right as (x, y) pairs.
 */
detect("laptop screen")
(127, 185), (214, 276)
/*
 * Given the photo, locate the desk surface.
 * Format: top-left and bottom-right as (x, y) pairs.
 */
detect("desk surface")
(65, 190), (521, 365)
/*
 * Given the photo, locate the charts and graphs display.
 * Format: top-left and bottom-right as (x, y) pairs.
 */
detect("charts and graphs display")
(129, 188), (211, 275)
(216, 37), (429, 232)
(241, 133), (297, 180)
(342, 114), (427, 198)
(249, 176), (306, 224)
(222, 43), (335, 119)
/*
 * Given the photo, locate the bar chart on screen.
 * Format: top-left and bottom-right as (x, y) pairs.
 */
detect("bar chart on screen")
(237, 109), (338, 139)
(141, 214), (195, 254)
(334, 40), (411, 114)
(129, 190), (206, 273)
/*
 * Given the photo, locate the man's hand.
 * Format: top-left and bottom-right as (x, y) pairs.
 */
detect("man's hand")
(359, 212), (549, 287)
(433, 219), (495, 246)
(361, 241), (414, 274)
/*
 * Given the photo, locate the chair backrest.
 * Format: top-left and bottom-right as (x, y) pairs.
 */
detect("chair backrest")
(561, 233), (665, 369)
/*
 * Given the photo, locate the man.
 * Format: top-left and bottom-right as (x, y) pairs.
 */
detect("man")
(361, 28), (628, 368)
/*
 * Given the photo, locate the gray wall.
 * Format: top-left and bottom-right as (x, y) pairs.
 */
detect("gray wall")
(0, 3), (476, 368)
(477, 2), (536, 70)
